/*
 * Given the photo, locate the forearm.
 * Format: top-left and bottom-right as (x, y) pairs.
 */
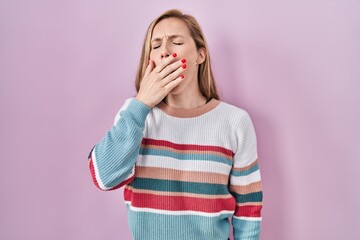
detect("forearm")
(88, 98), (151, 191)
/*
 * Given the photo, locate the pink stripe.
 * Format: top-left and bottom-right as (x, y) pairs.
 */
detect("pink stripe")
(124, 188), (236, 213)
(142, 138), (234, 157)
(234, 205), (262, 217)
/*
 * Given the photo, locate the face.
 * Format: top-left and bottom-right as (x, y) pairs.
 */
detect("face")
(149, 17), (205, 93)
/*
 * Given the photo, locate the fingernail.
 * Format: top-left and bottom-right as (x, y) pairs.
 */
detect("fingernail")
(181, 74), (185, 79)
(172, 53), (177, 58)
(181, 59), (186, 63)
(182, 64), (187, 69)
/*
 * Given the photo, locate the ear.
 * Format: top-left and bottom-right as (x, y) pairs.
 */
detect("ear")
(196, 47), (206, 65)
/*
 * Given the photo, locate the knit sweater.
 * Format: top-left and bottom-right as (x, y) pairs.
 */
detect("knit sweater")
(88, 97), (263, 240)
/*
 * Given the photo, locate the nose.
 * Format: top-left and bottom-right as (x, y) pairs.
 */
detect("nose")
(160, 42), (171, 59)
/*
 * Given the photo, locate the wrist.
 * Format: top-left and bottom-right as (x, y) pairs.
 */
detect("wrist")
(135, 96), (153, 109)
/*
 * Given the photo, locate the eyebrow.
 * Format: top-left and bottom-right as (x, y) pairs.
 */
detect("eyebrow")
(151, 34), (184, 43)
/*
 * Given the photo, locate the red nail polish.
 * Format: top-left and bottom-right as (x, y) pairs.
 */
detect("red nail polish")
(182, 64), (187, 69)
(181, 59), (186, 63)
(172, 53), (177, 58)
(181, 74), (185, 79)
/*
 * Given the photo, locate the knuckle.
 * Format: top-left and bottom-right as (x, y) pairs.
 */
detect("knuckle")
(168, 72), (175, 80)
(153, 67), (160, 74)
(161, 62), (167, 69)
(154, 75), (161, 81)
(165, 64), (173, 72)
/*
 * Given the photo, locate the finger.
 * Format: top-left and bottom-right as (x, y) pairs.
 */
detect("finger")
(157, 60), (182, 79)
(161, 61), (186, 85)
(143, 59), (154, 78)
(163, 74), (185, 92)
(153, 53), (177, 73)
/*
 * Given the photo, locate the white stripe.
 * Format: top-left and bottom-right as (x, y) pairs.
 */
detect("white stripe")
(233, 216), (262, 221)
(233, 155), (258, 168)
(230, 170), (261, 186)
(135, 154), (231, 175)
(92, 147), (135, 191)
(148, 103), (238, 149)
(125, 203), (234, 217)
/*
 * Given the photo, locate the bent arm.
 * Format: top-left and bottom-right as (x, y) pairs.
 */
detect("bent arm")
(88, 98), (151, 191)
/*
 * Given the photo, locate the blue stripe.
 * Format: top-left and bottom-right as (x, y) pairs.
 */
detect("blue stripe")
(133, 177), (230, 195)
(232, 191), (263, 203)
(230, 163), (259, 176)
(140, 148), (232, 166)
(232, 217), (261, 239)
(126, 204), (232, 240)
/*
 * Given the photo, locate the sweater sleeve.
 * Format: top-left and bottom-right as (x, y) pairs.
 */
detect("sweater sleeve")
(229, 111), (263, 240)
(88, 97), (151, 191)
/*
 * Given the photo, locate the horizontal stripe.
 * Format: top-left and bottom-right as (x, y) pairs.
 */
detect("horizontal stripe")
(142, 144), (233, 161)
(233, 216), (262, 221)
(125, 185), (233, 199)
(136, 154), (232, 175)
(132, 177), (229, 195)
(124, 189), (236, 213)
(229, 181), (262, 194)
(126, 203), (235, 217)
(234, 205), (262, 218)
(126, 206), (233, 239)
(231, 163), (259, 176)
(142, 138), (234, 158)
(237, 202), (263, 207)
(232, 159), (259, 171)
(230, 170), (261, 186)
(141, 144), (233, 162)
(233, 191), (263, 203)
(135, 166), (229, 185)
(140, 148), (232, 166)
(232, 217), (261, 238)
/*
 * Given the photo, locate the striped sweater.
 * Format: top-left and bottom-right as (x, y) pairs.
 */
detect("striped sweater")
(88, 97), (263, 240)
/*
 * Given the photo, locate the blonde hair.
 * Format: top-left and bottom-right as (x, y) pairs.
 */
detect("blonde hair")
(135, 9), (220, 101)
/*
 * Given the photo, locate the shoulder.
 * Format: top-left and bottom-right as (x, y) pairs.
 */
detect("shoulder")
(217, 100), (252, 124)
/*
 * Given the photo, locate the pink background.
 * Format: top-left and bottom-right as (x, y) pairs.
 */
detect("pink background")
(1, 1), (359, 239)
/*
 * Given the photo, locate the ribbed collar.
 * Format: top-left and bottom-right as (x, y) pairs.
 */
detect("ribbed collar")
(156, 98), (220, 118)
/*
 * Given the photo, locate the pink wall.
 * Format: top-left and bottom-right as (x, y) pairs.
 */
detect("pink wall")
(1, 1), (359, 239)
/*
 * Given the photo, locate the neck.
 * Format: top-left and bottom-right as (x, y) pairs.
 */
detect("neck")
(163, 81), (208, 109)
(163, 65), (209, 108)
(164, 94), (208, 109)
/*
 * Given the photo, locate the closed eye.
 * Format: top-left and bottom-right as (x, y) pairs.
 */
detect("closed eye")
(152, 42), (183, 49)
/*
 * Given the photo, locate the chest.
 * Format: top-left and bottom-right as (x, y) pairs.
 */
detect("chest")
(134, 137), (234, 186)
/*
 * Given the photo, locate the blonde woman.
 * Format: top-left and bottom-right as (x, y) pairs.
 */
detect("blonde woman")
(88, 9), (263, 240)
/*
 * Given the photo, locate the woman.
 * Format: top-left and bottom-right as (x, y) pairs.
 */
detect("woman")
(88, 9), (263, 240)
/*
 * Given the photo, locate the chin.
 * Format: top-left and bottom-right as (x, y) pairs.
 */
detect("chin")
(168, 88), (181, 95)
(169, 82), (184, 94)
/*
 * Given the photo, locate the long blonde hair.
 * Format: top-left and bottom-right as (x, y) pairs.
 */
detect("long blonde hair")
(135, 9), (220, 101)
